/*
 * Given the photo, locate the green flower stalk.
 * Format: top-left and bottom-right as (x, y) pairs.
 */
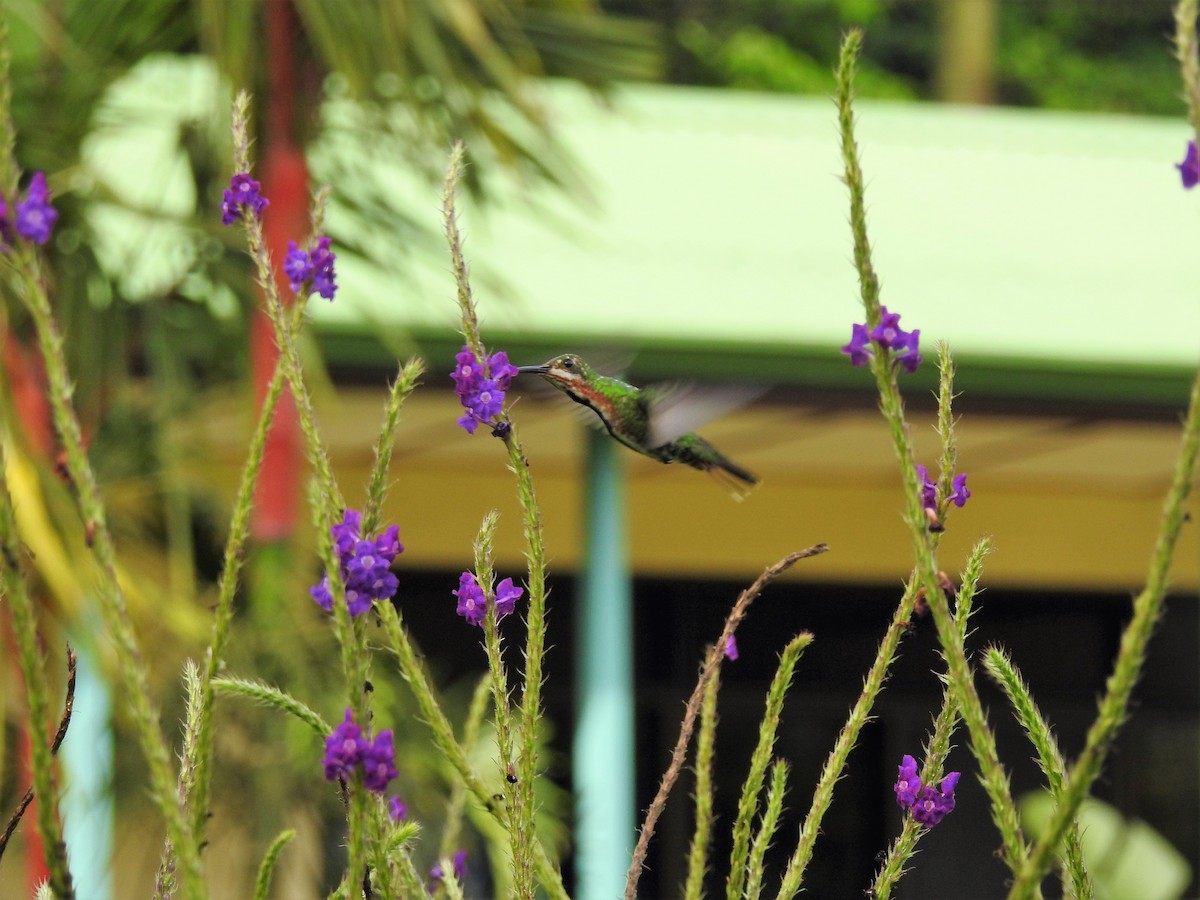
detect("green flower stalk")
(744, 759), (789, 900)
(871, 541), (985, 899)
(443, 141), (547, 899)
(1010, 369), (1200, 898)
(833, 28), (1029, 883)
(252, 829), (296, 900)
(1007, 10), (1200, 893)
(984, 649), (1092, 898)
(379, 604), (570, 899)
(1176, 0), (1200, 137)
(727, 632), (813, 900)
(471, 511), (530, 897)
(362, 358), (426, 534)
(0, 447), (72, 895)
(212, 676), (331, 738)
(627, 546), (828, 900)
(684, 669), (721, 900)
(186, 354), (288, 843)
(0, 24), (200, 891)
(774, 575), (919, 899)
(440, 675), (493, 862)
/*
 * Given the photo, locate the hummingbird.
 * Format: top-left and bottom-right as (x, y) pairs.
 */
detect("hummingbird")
(516, 354), (759, 494)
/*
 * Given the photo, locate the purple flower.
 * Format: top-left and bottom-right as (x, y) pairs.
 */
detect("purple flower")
(892, 328), (922, 374)
(911, 771), (960, 827)
(1177, 140), (1199, 190)
(841, 307), (921, 373)
(323, 708), (368, 782)
(332, 510), (364, 555)
(915, 467), (972, 513)
(14, 172), (58, 245)
(389, 795), (407, 822)
(493, 577), (523, 619)
(221, 172), (268, 226)
(430, 850), (468, 886)
(894, 754), (922, 809)
(283, 236), (337, 300)
(915, 465), (937, 511)
(309, 236), (337, 299)
(454, 571), (523, 627)
(453, 571), (487, 625)
(470, 379), (504, 420)
(451, 346), (517, 433)
(361, 729), (398, 794)
(283, 241), (312, 291)
(724, 634), (739, 661)
(870, 307), (905, 349)
(310, 510), (404, 615)
(453, 347), (484, 395)
(949, 473), (971, 508)
(840, 323), (872, 367)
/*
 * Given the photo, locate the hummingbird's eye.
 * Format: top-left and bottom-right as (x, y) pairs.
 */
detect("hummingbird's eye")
(561, 357), (575, 369)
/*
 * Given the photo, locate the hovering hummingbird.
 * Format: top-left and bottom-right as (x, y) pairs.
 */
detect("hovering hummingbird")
(516, 354), (759, 494)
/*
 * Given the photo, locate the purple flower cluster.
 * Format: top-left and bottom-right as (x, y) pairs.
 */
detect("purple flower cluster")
(323, 708), (398, 794)
(452, 345), (518, 434)
(1177, 141), (1199, 190)
(284, 235), (338, 300)
(840, 306), (922, 374)
(430, 850), (468, 886)
(894, 754), (960, 827)
(0, 172), (60, 246)
(221, 172), (269, 225)
(453, 571), (523, 627)
(8, 172), (59, 245)
(310, 510), (403, 616)
(916, 466), (972, 512)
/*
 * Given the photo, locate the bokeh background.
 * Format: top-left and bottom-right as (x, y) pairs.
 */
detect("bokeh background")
(1, 1), (1197, 897)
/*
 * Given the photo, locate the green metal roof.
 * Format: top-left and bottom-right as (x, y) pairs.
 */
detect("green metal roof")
(316, 81), (1198, 407)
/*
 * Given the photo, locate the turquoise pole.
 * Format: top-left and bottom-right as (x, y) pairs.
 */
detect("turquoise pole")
(62, 630), (114, 899)
(574, 428), (636, 898)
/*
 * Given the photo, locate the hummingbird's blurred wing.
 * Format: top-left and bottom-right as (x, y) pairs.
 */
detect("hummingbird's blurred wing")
(647, 383), (767, 447)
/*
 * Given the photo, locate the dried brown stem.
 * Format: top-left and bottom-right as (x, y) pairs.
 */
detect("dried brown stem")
(0, 644), (78, 859)
(624, 545), (829, 900)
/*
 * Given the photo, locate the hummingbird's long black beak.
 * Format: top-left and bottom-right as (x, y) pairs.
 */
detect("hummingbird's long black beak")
(516, 365), (550, 375)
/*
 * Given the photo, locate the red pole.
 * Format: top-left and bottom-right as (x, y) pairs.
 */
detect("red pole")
(251, 0), (309, 543)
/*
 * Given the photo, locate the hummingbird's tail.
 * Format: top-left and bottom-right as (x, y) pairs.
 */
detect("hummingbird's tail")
(704, 456), (759, 500)
(667, 433), (758, 499)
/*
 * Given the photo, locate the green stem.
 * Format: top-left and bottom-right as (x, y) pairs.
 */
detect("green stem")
(0, 441), (73, 897)
(440, 675), (492, 861)
(984, 649), (1092, 899)
(474, 511), (532, 898)
(189, 354), (287, 840)
(745, 760), (789, 900)
(379, 603), (570, 899)
(252, 829), (295, 900)
(871, 540), (988, 900)
(683, 670), (721, 900)
(774, 577), (918, 899)
(727, 633), (812, 900)
(629, 547), (828, 900)
(1008, 368), (1200, 899)
(362, 358), (424, 534)
(443, 141), (547, 899)
(13, 242), (201, 896)
(835, 29), (1029, 884)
